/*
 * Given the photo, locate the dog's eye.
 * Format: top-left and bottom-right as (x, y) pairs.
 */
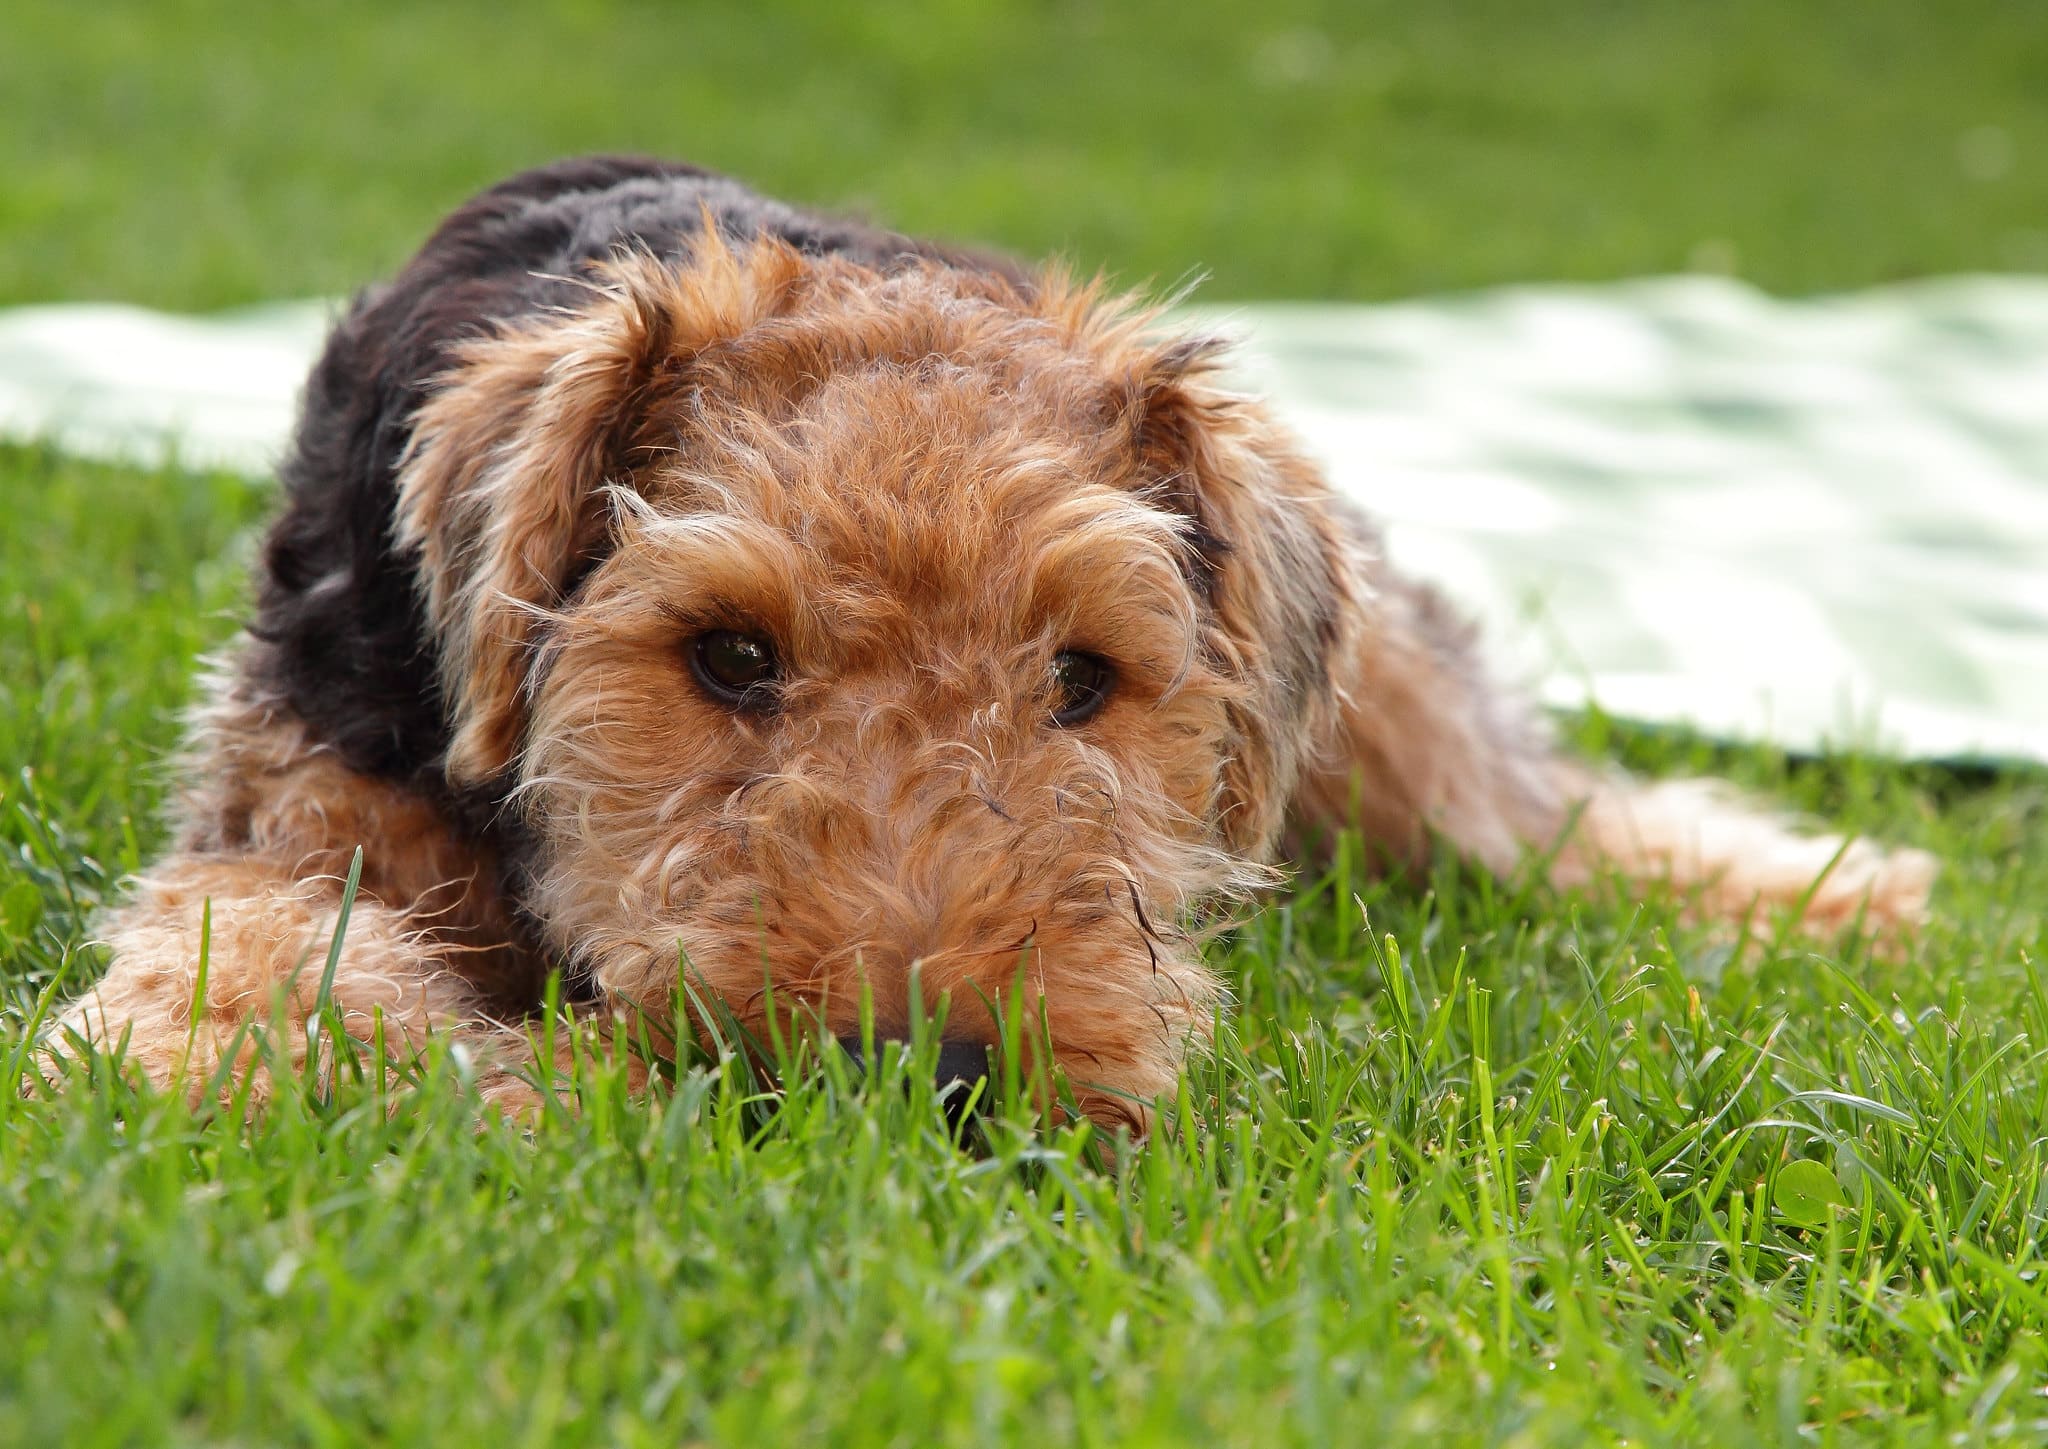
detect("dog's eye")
(692, 629), (780, 708)
(1048, 650), (1114, 727)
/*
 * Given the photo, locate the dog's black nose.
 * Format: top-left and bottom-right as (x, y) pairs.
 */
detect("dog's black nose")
(836, 1036), (991, 1123)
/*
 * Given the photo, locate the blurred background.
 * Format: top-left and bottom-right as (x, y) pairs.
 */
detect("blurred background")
(5, 0), (2043, 309)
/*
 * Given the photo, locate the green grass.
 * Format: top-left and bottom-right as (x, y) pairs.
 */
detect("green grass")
(5, 450), (2047, 1444)
(5, 4), (2048, 1444)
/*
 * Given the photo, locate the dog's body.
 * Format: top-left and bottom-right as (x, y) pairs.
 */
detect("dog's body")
(56, 157), (1934, 1127)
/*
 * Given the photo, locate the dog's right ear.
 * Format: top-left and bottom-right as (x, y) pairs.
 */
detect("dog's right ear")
(396, 236), (808, 785)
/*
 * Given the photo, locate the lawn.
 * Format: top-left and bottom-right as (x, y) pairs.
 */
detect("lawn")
(4, 3), (2048, 1443)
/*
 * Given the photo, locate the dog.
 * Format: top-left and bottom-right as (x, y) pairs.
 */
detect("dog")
(50, 156), (1935, 1129)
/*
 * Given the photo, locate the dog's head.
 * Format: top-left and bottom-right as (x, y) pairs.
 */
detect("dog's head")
(397, 234), (1348, 1128)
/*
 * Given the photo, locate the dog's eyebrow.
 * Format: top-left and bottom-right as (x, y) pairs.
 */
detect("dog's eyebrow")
(587, 503), (819, 643)
(1009, 497), (1203, 678)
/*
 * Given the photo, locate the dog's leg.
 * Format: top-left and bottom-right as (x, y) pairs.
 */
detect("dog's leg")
(41, 668), (555, 1106)
(49, 855), (655, 1113)
(47, 856), (525, 1105)
(1291, 562), (1936, 933)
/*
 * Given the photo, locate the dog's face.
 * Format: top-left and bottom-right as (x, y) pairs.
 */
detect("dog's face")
(398, 236), (1345, 1127)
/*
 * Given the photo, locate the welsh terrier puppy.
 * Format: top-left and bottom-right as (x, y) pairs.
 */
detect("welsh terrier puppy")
(52, 156), (1934, 1129)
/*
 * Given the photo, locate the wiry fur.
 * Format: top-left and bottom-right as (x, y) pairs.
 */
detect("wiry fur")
(49, 157), (1936, 1131)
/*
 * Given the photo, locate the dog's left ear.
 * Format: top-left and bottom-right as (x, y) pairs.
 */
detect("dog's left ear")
(1115, 334), (1353, 854)
(397, 239), (808, 784)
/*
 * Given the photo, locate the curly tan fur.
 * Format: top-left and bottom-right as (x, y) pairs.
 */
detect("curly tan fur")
(50, 161), (1935, 1132)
